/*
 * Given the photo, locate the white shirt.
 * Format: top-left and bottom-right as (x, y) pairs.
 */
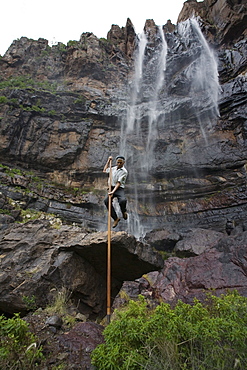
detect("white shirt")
(106, 166), (128, 188)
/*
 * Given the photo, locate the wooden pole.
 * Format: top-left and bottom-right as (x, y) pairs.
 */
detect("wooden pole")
(107, 158), (112, 324)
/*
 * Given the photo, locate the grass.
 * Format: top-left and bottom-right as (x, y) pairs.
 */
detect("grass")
(44, 287), (76, 327)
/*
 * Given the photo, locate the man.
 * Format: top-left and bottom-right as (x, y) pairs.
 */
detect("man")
(103, 155), (128, 228)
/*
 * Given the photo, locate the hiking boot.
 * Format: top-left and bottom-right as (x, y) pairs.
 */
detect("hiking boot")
(113, 218), (120, 228)
(123, 212), (128, 220)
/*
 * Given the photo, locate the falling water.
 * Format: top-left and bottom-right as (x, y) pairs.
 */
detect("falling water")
(121, 27), (168, 168)
(119, 18), (220, 239)
(177, 17), (220, 140)
(119, 31), (148, 238)
(146, 26), (168, 169)
(121, 31), (147, 145)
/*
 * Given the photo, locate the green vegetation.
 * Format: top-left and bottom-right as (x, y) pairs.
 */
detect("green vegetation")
(0, 163), (90, 198)
(9, 97), (18, 104)
(67, 40), (78, 48)
(20, 209), (43, 223)
(48, 109), (56, 116)
(99, 38), (114, 54)
(0, 163), (97, 228)
(18, 208), (62, 228)
(45, 287), (76, 327)
(74, 96), (86, 105)
(0, 75), (57, 92)
(22, 295), (37, 311)
(57, 43), (67, 53)
(0, 95), (8, 104)
(0, 208), (11, 216)
(19, 104), (46, 113)
(0, 313), (44, 369)
(4, 166), (23, 177)
(158, 250), (177, 260)
(91, 291), (247, 370)
(40, 48), (51, 57)
(45, 287), (71, 316)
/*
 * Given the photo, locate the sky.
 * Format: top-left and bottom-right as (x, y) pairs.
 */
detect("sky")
(1, 0), (186, 56)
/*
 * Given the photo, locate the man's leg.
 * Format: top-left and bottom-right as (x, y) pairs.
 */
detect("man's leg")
(104, 194), (118, 220)
(115, 188), (127, 218)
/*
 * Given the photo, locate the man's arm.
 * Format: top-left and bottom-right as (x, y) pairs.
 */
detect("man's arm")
(103, 156), (113, 172)
(108, 181), (120, 195)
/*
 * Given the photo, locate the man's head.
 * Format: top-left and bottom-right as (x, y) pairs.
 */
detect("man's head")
(116, 155), (125, 168)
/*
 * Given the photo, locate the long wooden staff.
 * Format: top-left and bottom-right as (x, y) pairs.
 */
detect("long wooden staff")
(107, 157), (112, 324)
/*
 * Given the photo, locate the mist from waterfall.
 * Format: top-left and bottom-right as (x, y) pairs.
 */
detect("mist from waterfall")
(119, 18), (220, 239)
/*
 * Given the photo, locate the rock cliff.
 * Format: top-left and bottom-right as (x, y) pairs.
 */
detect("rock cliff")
(178, 0), (247, 45)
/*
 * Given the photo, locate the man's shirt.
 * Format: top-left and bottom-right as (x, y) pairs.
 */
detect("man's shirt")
(106, 166), (128, 188)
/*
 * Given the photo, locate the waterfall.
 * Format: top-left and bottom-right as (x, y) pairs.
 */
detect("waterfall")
(121, 31), (147, 142)
(146, 26), (168, 169)
(177, 17), (220, 129)
(119, 31), (148, 239)
(119, 18), (220, 239)
(121, 27), (168, 169)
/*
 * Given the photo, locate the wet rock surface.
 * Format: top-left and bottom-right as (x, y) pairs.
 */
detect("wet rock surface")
(178, 0), (247, 45)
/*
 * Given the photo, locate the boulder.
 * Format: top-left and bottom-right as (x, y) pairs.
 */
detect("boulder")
(115, 228), (247, 307)
(144, 228), (181, 252)
(0, 220), (163, 317)
(174, 228), (224, 256)
(144, 227), (224, 256)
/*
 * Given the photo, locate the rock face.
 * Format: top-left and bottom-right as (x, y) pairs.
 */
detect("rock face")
(0, 6), (246, 237)
(145, 227), (224, 256)
(114, 226), (247, 308)
(178, 0), (247, 45)
(152, 228), (247, 305)
(0, 220), (163, 316)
